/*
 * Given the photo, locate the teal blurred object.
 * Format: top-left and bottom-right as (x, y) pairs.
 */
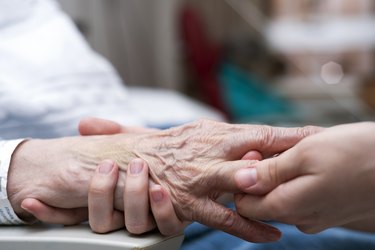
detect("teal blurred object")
(219, 63), (293, 123)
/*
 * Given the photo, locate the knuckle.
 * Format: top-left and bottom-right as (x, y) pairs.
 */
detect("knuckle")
(257, 125), (275, 148)
(221, 209), (236, 228)
(173, 193), (195, 221)
(265, 159), (280, 186)
(190, 201), (205, 222)
(89, 186), (111, 198)
(194, 118), (206, 128)
(195, 118), (217, 129)
(297, 125), (321, 138)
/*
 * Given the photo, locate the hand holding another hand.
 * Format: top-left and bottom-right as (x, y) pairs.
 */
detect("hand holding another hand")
(8, 118), (320, 242)
(234, 122), (375, 233)
(22, 158), (185, 236)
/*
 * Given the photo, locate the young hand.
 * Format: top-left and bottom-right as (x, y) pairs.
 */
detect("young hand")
(234, 122), (375, 234)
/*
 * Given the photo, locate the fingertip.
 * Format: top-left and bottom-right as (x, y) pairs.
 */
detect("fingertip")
(149, 185), (185, 236)
(78, 117), (94, 135)
(20, 198), (34, 211)
(150, 185), (164, 203)
(242, 151), (263, 161)
(20, 198), (44, 215)
(272, 226), (282, 240)
(128, 158), (146, 175)
(78, 117), (122, 135)
(266, 226), (282, 242)
(20, 198), (47, 223)
(98, 159), (116, 174)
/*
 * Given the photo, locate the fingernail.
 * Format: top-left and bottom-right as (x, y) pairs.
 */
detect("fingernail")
(99, 160), (114, 174)
(20, 200), (30, 212)
(129, 159), (143, 174)
(267, 228), (282, 242)
(236, 168), (257, 189)
(151, 188), (164, 203)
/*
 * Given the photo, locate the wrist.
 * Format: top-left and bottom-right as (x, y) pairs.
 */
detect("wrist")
(7, 139), (36, 222)
(7, 137), (94, 216)
(70, 134), (137, 210)
(7, 134), (137, 215)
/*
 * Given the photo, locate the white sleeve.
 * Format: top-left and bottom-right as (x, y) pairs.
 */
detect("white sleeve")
(0, 139), (27, 224)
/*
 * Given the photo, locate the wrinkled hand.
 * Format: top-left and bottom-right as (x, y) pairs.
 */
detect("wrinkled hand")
(8, 118), (153, 224)
(8, 118), (320, 242)
(234, 122), (375, 234)
(80, 118), (274, 237)
(22, 158), (185, 236)
(80, 118), (266, 236)
(122, 119), (320, 242)
(88, 158), (186, 236)
(80, 118), (187, 235)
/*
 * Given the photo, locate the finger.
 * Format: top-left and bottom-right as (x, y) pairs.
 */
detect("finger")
(235, 125), (323, 158)
(79, 117), (123, 135)
(235, 149), (299, 195)
(89, 160), (125, 233)
(21, 198), (87, 225)
(192, 199), (281, 242)
(125, 159), (156, 234)
(149, 182), (186, 236)
(241, 150), (263, 161)
(234, 193), (274, 221)
(208, 160), (261, 193)
(78, 117), (158, 136)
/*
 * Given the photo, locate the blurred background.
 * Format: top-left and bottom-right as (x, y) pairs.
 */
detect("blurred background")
(58, 0), (375, 126)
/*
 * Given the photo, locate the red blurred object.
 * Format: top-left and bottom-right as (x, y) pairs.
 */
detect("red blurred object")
(180, 5), (227, 115)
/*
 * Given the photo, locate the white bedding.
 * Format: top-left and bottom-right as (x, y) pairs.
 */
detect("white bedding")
(0, 0), (223, 140)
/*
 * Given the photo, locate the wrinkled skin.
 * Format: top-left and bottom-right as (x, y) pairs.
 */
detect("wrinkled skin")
(127, 120), (320, 240)
(8, 119), (320, 242)
(234, 122), (375, 234)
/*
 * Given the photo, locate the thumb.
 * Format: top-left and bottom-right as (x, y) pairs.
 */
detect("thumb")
(21, 198), (88, 225)
(234, 149), (299, 195)
(79, 117), (123, 135)
(79, 117), (158, 136)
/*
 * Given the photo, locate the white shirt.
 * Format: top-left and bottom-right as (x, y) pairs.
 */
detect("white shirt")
(0, 139), (26, 224)
(0, 0), (144, 223)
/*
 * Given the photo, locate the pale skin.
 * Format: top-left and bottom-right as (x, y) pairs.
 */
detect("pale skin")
(7, 118), (320, 242)
(234, 122), (375, 234)
(23, 118), (262, 236)
(22, 158), (186, 236)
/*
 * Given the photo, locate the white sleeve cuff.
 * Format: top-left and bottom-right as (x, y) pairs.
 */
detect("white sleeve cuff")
(0, 139), (28, 224)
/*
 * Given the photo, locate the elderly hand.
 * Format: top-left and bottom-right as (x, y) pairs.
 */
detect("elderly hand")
(22, 158), (185, 236)
(98, 119), (319, 241)
(20, 118), (184, 236)
(8, 118), (320, 242)
(19, 118), (182, 235)
(234, 122), (375, 234)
